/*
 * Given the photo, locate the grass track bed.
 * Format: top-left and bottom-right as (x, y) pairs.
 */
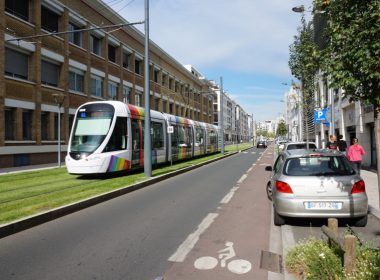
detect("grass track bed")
(0, 144), (253, 225)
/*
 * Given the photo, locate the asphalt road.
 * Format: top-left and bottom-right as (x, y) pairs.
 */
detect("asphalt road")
(2, 145), (378, 280)
(0, 148), (263, 280)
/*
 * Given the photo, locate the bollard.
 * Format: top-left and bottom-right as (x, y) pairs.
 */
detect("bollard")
(344, 235), (356, 274)
(327, 218), (338, 247)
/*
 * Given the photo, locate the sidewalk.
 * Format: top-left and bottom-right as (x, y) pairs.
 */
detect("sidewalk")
(0, 163), (64, 175)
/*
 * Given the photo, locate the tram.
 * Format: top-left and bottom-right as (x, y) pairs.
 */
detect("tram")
(65, 101), (221, 174)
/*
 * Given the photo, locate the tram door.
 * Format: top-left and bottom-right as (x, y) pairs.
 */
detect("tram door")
(131, 118), (144, 168)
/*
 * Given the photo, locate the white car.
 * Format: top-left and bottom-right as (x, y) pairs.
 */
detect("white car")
(282, 142), (317, 151)
(277, 140), (288, 150)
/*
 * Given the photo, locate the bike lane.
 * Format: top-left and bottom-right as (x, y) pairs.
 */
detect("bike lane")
(163, 147), (276, 280)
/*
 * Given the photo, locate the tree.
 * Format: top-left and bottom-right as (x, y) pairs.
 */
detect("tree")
(289, 15), (320, 143)
(315, 0), (380, 205)
(276, 120), (288, 137)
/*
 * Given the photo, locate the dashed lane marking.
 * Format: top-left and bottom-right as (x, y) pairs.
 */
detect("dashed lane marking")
(168, 213), (219, 263)
(220, 186), (239, 204)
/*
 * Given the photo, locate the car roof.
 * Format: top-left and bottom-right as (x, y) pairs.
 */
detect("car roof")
(282, 149), (343, 158)
(284, 141), (316, 146)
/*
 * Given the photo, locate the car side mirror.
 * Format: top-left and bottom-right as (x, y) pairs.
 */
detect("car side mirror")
(265, 166), (273, 172)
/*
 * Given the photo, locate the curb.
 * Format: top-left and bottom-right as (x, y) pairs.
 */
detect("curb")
(369, 205), (380, 220)
(0, 151), (238, 239)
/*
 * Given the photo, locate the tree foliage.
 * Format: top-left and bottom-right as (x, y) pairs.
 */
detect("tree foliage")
(288, 15), (320, 99)
(276, 120), (288, 137)
(316, 0), (380, 112)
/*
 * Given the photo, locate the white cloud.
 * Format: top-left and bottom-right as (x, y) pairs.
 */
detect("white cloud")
(103, 0), (312, 120)
(107, 0), (308, 76)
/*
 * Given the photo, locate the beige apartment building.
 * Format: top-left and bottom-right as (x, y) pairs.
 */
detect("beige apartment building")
(0, 0), (216, 168)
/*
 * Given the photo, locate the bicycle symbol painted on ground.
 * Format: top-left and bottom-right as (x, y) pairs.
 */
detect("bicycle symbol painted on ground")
(193, 241), (252, 274)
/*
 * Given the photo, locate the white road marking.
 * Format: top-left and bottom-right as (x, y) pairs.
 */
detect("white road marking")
(237, 174), (247, 184)
(220, 186), (239, 204)
(168, 213), (219, 263)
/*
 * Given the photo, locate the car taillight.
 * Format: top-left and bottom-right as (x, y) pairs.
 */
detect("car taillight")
(275, 181), (293, 194)
(351, 180), (365, 194)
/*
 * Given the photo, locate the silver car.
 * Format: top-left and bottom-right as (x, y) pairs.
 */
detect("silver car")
(265, 149), (368, 226)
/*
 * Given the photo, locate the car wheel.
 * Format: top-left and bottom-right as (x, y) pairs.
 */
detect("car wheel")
(354, 215), (367, 227)
(266, 182), (273, 201)
(273, 207), (285, 226)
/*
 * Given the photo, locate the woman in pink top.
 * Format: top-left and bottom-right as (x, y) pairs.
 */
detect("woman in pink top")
(346, 138), (366, 175)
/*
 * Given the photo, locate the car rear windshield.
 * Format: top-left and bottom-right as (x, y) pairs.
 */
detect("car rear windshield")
(286, 143), (316, 150)
(284, 155), (355, 176)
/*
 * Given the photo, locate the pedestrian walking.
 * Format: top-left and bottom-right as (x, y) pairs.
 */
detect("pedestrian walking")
(346, 137), (366, 175)
(326, 135), (338, 150)
(337, 135), (347, 155)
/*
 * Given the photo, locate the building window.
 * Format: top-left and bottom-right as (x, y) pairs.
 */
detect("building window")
(108, 44), (116, 63)
(135, 93), (141, 107)
(5, 108), (15, 140)
(135, 59), (142, 75)
(108, 81), (118, 100)
(5, 48), (29, 80)
(162, 74), (167, 87)
(23, 110), (33, 140)
(90, 34), (102, 56)
(68, 22), (82, 47)
(69, 69), (84, 93)
(5, 0), (29, 21)
(41, 60), (59, 87)
(154, 98), (159, 111)
(41, 111), (49, 140)
(123, 85), (131, 103)
(123, 51), (131, 69)
(41, 5), (59, 33)
(91, 75), (103, 97)
(154, 69), (159, 83)
(54, 113), (59, 140)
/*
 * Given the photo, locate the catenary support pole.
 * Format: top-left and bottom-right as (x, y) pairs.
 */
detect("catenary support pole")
(144, 0), (152, 177)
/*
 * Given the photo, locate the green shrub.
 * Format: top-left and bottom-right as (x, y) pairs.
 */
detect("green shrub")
(345, 245), (380, 280)
(285, 236), (380, 280)
(285, 237), (344, 279)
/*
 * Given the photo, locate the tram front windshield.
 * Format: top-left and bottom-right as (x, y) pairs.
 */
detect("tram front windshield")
(70, 104), (114, 154)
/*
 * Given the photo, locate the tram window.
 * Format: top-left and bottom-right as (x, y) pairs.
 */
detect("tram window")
(171, 125), (178, 147)
(196, 127), (204, 145)
(152, 122), (164, 149)
(178, 125), (186, 147)
(104, 117), (127, 152)
(209, 129), (217, 145)
(185, 126), (193, 147)
(131, 119), (140, 151)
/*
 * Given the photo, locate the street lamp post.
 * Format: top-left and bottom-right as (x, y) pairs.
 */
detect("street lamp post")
(53, 93), (65, 167)
(144, 0), (152, 177)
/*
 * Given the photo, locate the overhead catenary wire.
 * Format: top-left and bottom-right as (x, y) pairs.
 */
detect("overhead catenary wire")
(5, 21), (144, 43)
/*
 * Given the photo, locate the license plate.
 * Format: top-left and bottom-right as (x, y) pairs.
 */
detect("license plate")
(304, 202), (342, 210)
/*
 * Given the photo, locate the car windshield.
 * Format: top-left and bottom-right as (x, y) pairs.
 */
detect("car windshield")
(284, 155), (355, 176)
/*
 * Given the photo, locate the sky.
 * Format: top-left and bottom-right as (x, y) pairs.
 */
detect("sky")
(103, 0), (313, 122)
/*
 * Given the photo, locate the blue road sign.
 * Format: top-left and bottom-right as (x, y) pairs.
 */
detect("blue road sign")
(314, 108), (329, 124)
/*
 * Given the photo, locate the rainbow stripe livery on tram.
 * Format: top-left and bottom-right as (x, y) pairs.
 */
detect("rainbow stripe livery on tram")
(65, 101), (221, 174)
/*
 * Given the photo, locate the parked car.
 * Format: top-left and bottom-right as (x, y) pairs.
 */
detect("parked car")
(265, 149), (368, 226)
(276, 140), (288, 150)
(257, 140), (267, 148)
(282, 142), (317, 151)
